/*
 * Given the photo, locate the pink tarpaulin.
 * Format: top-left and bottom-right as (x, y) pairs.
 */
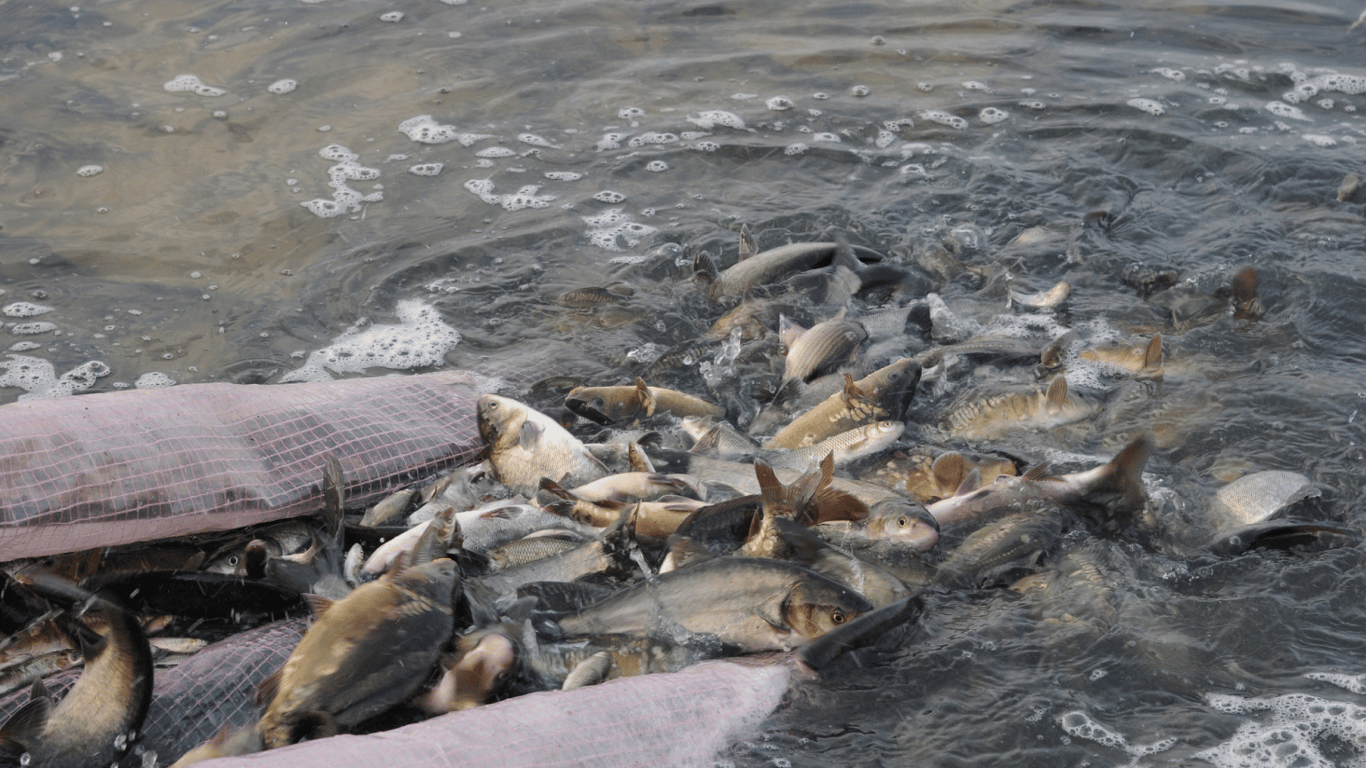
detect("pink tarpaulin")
(0, 372), (482, 561)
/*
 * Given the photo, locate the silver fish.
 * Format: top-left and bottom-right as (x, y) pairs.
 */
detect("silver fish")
(945, 375), (1098, 440)
(478, 394), (608, 494)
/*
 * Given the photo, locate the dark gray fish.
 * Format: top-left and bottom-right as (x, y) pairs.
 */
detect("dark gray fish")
(707, 242), (882, 300)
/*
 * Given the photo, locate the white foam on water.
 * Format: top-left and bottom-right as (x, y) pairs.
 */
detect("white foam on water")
(544, 171), (582, 181)
(267, 78), (297, 94)
(766, 96), (793, 110)
(627, 132), (679, 147)
(1197, 691), (1366, 768)
(463, 179), (555, 210)
(962, 80), (989, 91)
(1152, 67), (1186, 81)
(595, 132), (627, 150)
(4, 303), (53, 318)
(76, 164), (103, 177)
(850, 85), (870, 96)
(475, 146), (516, 158)
(163, 74), (225, 96)
(679, 131), (710, 141)
(408, 163), (443, 176)
(979, 107), (1009, 124)
(9, 322), (57, 335)
(1058, 710), (1177, 761)
(0, 356), (111, 400)
(811, 132), (841, 142)
(731, 92), (757, 100)
(134, 371), (176, 389)
(301, 144), (382, 219)
(1265, 101), (1311, 121)
(7, 342), (39, 352)
(645, 160), (668, 172)
(920, 110), (968, 129)
(686, 110), (746, 130)
(397, 115), (492, 145)
(785, 143), (807, 155)
(691, 140), (720, 152)
(280, 300), (461, 383)
(379, 11), (404, 21)
(1305, 672), (1366, 695)
(617, 107), (645, 119)
(1127, 98), (1166, 116)
(593, 190), (626, 203)
(1302, 134), (1337, 147)
(582, 208), (657, 251)
(517, 132), (559, 148)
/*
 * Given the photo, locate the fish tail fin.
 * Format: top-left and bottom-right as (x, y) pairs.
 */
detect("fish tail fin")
(169, 722), (265, 767)
(0, 679), (53, 761)
(1081, 436), (1154, 532)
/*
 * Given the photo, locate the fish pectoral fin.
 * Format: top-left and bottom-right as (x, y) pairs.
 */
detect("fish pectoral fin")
(0, 681), (53, 756)
(518, 420), (545, 451)
(755, 594), (790, 631)
(954, 468), (984, 496)
(1143, 334), (1163, 370)
(255, 668), (283, 707)
(635, 378), (657, 417)
(303, 593), (336, 620)
(1043, 376), (1068, 416)
(1021, 463), (1053, 482)
(61, 611), (109, 661)
(932, 452), (968, 494)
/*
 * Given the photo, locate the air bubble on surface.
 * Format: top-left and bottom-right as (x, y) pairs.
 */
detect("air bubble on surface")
(163, 74), (226, 96)
(1197, 691), (1366, 768)
(544, 171), (582, 181)
(301, 144), (382, 218)
(281, 299), (461, 383)
(10, 322), (57, 335)
(518, 133), (560, 148)
(583, 208), (657, 251)
(920, 110), (968, 129)
(1265, 101), (1311, 121)
(692, 141), (720, 152)
(1302, 134), (1337, 147)
(475, 146), (516, 158)
(618, 107), (645, 119)
(979, 107), (1009, 124)
(1059, 710), (1176, 758)
(408, 163), (444, 176)
(628, 132), (679, 147)
(463, 179), (555, 210)
(811, 132), (841, 142)
(135, 371), (176, 389)
(766, 96), (793, 111)
(850, 85), (870, 96)
(645, 160), (668, 172)
(596, 133), (627, 150)
(267, 78), (297, 94)
(1126, 98), (1165, 116)
(398, 115), (491, 145)
(4, 303), (53, 318)
(1152, 68), (1186, 81)
(379, 11), (404, 21)
(784, 143), (807, 155)
(0, 356), (111, 400)
(687, 110), (746, 130)
(76, 165), (103, 177)
(593, 190), (626, 203)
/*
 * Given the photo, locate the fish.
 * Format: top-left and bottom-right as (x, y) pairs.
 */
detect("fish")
(865, 448), (1018, 503)
(764, 358), (921, 449)
(552, 557), (873, 653)
(1006, 280), (1071, 309)
(705, 299), (785, 341)
(739, 459), (825, 559)
(565, 378), (726, 425)
(359, 488), (418, 528)
(945, 375), (1098, 440)
(767, 420), (905, 471)
(934, 510), (1063, 590)
(707, 241), (883, 300)
(796, 595), (922, 672)
(467, 510), (641, 600)
(257, 557), (459, 749)
(0, 572), (154, 768)
(816, 497), (939, 551)
(927, 436), (1153, 535)
(772, 311), (868, 404)
(1206, 470), (1322, 530)
(647, 448), (902, 509)
(478, 394), (609, 494)
(1079, 334), (1163, 378)
(761, 517), (911, 608)
(684, 417), (762, 459)
(1338, 172), (1360, 203)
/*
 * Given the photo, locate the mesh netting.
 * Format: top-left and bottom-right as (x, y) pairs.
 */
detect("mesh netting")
(0, 372), (482, 561)
(197, 658), (791, 768)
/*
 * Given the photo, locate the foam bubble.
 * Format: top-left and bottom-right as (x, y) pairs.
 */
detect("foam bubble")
(593, 190), (626, 203)
(691, 141), (721, 152)
(463, 179), (555, 210)
(517, 133), (559, 149)
(1019, 100), (1045, 109)
(618, 107), (645, 119)
(408, 163), (444, 176)
(1059, 710), (1176, 758)
(731, 93), (757, 100)
(645, 160), (668, 172)
(596, 133), (627, 150)
(544, 171), (582, 181)
(398, 115), (490, 145)
(875, 130), (896, 148)
(687, 110), (746, 130)
(766, 96), (793, 111)
(475, 146), (516, 158)
(582, 208), (657, 251)
(0, 356), (111, 400)
(850, 85), (870, 97)
(1197, 691), (1366, 768)
(1265, 101), (1311, 121)
(4, 303), (53, 318)
(784, 143), (807, 155)
(811, 132), (841, 143)
(1152, 67), (1186, 81)
(280, 299), (461, 383)
(1305, 672), (1366, 694)
(134, 371), (176, 389)
(301, 144), (382, 219)
(379, 11), (404, 21)
(10, 322), (56, 335)
(163, 74), (226, 96)
(979, 107), (1009, 124)
(1302, 134), (1337, 147)
(267, 78), (297, 94)
(76, 165), (103, 177)
(919, 110), (968, 129)
(962, 80), (989, 91)
(628, 132), (679, 147)
(1126, 98), (1165, 116)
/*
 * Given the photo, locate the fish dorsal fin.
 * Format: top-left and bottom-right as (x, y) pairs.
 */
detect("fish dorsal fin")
(739, 223), (758, 260)
(1044, 376), (1068, 416)
(386, 550), (411, 581)
(256, 668), (283, 707)
(1143, 334), (1163, 370)
(0, 682), (53, 755)
(954, 467), (983, 496)
(1022, 463), (1053, 482)
(410, 511), (451, 566)
(932, 452), (968, 494)
(1098, 435), (1153, 501)
(538, 478), (574, 500)
(693, 249), (719, 284)
(754, 459), (784, 508)
(689, 425), (723, 455)
(518, 419), (544, 451)
(480, 505), (520, 520)
(818, 452), (835, 491)
(303, 593), (335, 620)
(627, 441), (655, 473)
(839, 374), (864, 407)
(65, 611), (109, 661)
(634, 378), (657, 417)
(812, 487), (870, 524)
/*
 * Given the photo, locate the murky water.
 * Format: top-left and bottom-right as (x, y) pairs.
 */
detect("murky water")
(3, 0), (1366, 764)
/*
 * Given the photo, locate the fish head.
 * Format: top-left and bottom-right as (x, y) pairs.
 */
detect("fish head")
(564, 386), (636, 425)
(865, 359), (922, 416)
(782, 576), (874, 641)
(389, 557), (460, 610)
(866, 498), (939, 550)
(448, 629), (519, 709)
(477, 394), (523, 448)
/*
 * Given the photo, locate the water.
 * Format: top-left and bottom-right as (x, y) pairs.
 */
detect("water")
(3, 0), (1366, 764)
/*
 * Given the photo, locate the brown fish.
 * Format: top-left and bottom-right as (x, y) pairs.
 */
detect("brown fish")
(765, 358), (921, 449)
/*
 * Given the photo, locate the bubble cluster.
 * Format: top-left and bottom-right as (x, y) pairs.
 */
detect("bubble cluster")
(0, 356), (110, 400)
(628, 132), (679, 147)
(1197, 691), (1366, 768)
(811, 132), (841, 142)
(766, 96), (793, 111)
(300, 144), (383, 219)
(76, 165), (103, 177)
(618, 107), (645, 119)
(463, 179), (555, 210)
(1302, 134), (1337, 147)
(596, 133), (626, 150)
(518, 133), (559, 148)
(4, 303), (53, 318)
(850, 85), (870, 97)
(408, 163), (444, 176)
(267, 78), (297, 94)
(582, 208), (657, 251)
(281, 300), (461, 383)
(691, 140), (720, 152)
(1265, 101), (1311, 121)
(919, 110), (968, 129)
(784, 143), (807, 155)
(593, 190), (626, 203)
(1059, 710), (1176, 757)
(1126, 98), (1165, 116)
(397, 115), (491, 146)
(379, 11), (404, 21)
(686, 110), (746, 130)
(645, 160), (668, 172)
(979, 107), (1009, 124)
(1152, 68), (1186, 81)
(475, 146), (517, 158)
(134, 371), (176, 389)
(544, 171), (582, 181)
(163, 74), (226, 97)
(10, 322), (57, 335)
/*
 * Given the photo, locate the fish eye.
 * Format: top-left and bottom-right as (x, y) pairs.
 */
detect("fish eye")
(591, 397), (606, 410)
(228, 555), (240, 566)
(831, 611), (846, 625)
(896, 515), (910, 529)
